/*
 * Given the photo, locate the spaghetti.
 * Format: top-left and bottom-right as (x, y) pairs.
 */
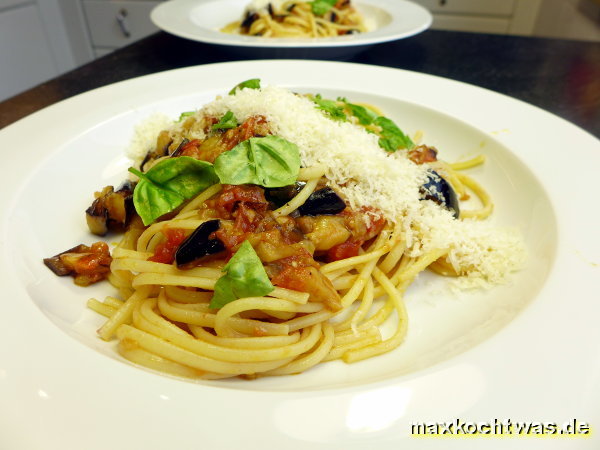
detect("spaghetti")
(221, 0), (368, 38)
(47, 80), (525, 380)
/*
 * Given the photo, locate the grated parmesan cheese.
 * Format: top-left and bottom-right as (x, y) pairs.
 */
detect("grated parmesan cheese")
(202, 86), (429, 220)
(128, 85), (526, 284)
(126, 113), (173, 164)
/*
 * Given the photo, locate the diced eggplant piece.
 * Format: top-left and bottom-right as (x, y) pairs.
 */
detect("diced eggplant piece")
(169, 138), (189, 157)
(175, 219), (225, 267)
(408, 145), (438, 164)
(86, 207), (109, 235)
(43, 242), (112, 286)
(139, 152), (152, 172)
(44, 244), (90, 276)
(140, 130), (173, 171)
(85, 181), (136, 236)
(118, 179), (135, 192)
(264, 182), (306, 208)
(296, 215), (351, 251)
(241, 11), (259, 29)
(298, 187), (346, 216)
(420, 170), (460, 218)
(266, 3), (287, 21)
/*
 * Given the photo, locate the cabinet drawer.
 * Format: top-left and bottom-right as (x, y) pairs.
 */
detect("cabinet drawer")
(82, 0), (160, 48)
(414, 0), (515, 16)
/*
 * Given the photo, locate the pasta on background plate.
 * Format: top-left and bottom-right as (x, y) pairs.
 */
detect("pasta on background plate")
(221, 0), (368, 38)
(43, 78), (525, 380)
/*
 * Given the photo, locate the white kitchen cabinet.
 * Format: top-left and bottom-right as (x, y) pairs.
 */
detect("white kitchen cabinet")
(413, 0), (543, 35)
(0, 3), (59, 101)
(415, 0), (516, 16)
(0, 0), (29, 8)
(81, 0), (160, 54)
(432, 15), (510, 34)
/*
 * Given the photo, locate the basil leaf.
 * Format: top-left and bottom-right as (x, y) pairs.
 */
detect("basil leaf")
(210, 240), (274, 309)
(214, 135), (300, 188)
(129, 156), (218, 225)
(344, 102), (378, 126)
(178, 111), (195, 121)
(229, 78), (261, 95)
(313, 94), (414, 152)
(313, 94), (346, 121)
(310, 0), (337, 16)
(212, 111), (238, 131)
(374, 116), (415, 152)
(313, 95), (414, 152)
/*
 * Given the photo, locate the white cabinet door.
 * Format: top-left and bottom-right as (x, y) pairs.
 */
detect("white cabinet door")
(414, 0), (515, 16)
(412, 0), (540, 35)
(82, 0), (160, 49)
(432, 15), (510, 33)
(0, 4), (58, 101)
(0, 0), (30, 9)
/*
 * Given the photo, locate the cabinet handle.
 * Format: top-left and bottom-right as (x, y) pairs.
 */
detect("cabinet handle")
(116, 9), (131, 38)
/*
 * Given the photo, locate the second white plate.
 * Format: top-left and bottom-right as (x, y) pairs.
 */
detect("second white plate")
(151, 0), (432, 58)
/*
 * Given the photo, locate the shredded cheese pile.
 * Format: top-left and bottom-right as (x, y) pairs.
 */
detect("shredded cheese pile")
(128, 85), (526, 284)
(126, 113), (172, 161)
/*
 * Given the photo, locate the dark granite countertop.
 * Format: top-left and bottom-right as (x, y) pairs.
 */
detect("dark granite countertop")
(1, 29), (599, 138)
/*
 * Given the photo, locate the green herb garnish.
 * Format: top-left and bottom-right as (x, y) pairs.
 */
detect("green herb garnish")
(310, 0), (337, 16)
(342, 101), (379, 126)
(214, 135), (300, 188)
(210, 241), (274, 309)
(178, 111), (195, 122)
(313, 95), (415, 151)
(313, 94), (347, 121)
(211, 111), (238, 131)
(374, 116), (415, 152)
(129, 135), (300, 224)
(229, 78), (261, 95)
(129, 157), (218, 226)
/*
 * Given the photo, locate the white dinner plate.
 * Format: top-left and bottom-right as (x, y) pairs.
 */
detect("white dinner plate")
(0, 60), (599, 449)
(150, 0), (432, 58)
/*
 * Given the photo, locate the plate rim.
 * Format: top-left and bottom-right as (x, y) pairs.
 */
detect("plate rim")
(1, 60), (599, 450)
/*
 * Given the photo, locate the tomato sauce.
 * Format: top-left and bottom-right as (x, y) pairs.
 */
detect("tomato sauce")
(148, 228), (188, 264)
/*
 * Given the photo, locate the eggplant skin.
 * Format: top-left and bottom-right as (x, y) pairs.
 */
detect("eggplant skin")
(86, 207), (109, 236)
(241, 11), (259, 30)
(266, 185), (346, 216)
(169, 138), (189, 158)
(264, 182), (306, 208)
(44, 244), (90, 276)
(43, 242), (112, 286)
(85, 181), (136, 236)
(298, 187), (346, 216)
(175, 220), (225, 267)
(420, 170), (460, 218)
